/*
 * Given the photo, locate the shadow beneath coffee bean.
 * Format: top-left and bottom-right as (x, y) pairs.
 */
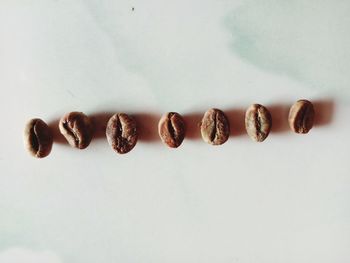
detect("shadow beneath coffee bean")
(132, 113), (160, 143)
(313, 99), (335, 127)
(225, 108), (246, 137)
(90, 112), (114, 140)
(48, 118), (68, 145)
(90, 111), (160, 143)
(89, 111), (160, 142)
(183, 112), (202, 140)
(268, 104), (290, 133)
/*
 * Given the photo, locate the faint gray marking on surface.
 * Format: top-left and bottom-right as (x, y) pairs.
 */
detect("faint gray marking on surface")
(224, 0), (350, 99)
(65, 89), (77, 98)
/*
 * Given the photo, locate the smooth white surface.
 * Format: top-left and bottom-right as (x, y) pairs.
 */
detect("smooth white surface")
(1, 1), (350, 262)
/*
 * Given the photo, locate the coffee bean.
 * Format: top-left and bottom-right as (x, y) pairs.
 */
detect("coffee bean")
(24, 118), (53, 158)
(158, 112), (186, 148)
(288, 99), (315, 134)
(200, 108), (230, 145)
(245, 104), (272, 142)
(59, 112), (93, 149)
(106, 113), (138, 154)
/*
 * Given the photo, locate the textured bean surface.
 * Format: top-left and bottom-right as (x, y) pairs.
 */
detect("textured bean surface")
(106, 113), (138, 154)
(288, 100), (315, 134)
(23, 118), (53, 158)
(200, 108), (230, 145)
(158, 112), (186, 148)
(245, 104), (272, 142)
(59, 112), (93, 149)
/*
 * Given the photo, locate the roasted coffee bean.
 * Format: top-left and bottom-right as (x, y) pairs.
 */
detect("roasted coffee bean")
(158, 112), (186, 148)
(200, 108), (230, 145)
(106, 113), (138, 154)
(288, 99), (315, 134)
(245, 104), (272, 142)
(24, 118), (53, 158)
(59, 112), (93, 149)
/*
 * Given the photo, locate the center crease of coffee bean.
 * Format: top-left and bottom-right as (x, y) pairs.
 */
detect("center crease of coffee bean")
(63, 121), (80, 144)
(168, 114), (177, 140)
(118, 121), (123, 136)
(117, 118), (132, 146)
(30, 124), (39, 152)
(210, 113), (217, 142)
(298, 106), (308, 133)
(255, 111), (262, 135)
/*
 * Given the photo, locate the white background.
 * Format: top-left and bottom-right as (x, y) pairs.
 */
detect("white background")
(1, 0), (350, 262)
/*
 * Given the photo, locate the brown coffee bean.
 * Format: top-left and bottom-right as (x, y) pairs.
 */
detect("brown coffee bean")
(106, 113), (138, 154)
(59, 112), (93, 149)
(245, 104), (272, 142)
(288, 99), (315, 134)
(158, 112), (186, 148)
(200, 108), (230, 145)
(23, 118), (53, 158)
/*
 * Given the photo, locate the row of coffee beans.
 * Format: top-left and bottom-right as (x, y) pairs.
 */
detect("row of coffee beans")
(23, 99), (314, 158)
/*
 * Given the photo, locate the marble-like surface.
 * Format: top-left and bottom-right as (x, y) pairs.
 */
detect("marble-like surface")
(1, 0), (350, 262)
